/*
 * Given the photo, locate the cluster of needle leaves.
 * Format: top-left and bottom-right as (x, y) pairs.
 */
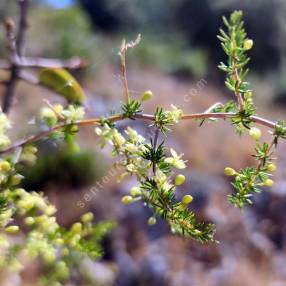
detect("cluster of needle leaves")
(218, 11), (286, 208)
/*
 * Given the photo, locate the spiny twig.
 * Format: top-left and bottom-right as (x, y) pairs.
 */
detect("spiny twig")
(0, 109), (279, 155)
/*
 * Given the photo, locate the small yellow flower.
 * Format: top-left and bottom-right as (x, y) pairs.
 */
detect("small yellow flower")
(165, 148), (186, 169)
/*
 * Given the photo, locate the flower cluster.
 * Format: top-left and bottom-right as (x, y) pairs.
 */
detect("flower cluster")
(224, 127), (276, 208)
(217, 12), (284, 208)
(0, 107), (113, 285)
(0, 109), (11, 149)
(95, 105), (215, 243)
(40, 103), (85, 127)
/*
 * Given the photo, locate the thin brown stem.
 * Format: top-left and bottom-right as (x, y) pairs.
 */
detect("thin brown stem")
(0, 111), (279, 155)
(119, 44), (130, 103)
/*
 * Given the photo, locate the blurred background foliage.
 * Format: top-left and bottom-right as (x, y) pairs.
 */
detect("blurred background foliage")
(1, 1), (286, 285)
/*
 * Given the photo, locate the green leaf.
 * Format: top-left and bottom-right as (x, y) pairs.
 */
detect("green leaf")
(39, 68), (85, 104)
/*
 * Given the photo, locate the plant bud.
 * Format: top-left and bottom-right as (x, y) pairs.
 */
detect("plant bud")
(263, 179), (273, 187)
(141, 90), (153, 102)
(182, 195), (193, 205)
(267, 163), (277, 172)
(249, 127), (261, 141)
(45, 205), (57, 216)
(130, 186), (141, 196)
(148, 217), (156, 225)
(10, 174), (24, 186)
(0, 161), (11, 172)
(244, 91), (253, 99)
(24, 217), (35, 226)
(175, 174), (185, 186)
(62, 248), (69, 256)
(121, 195), (134, 205)
(5, 225), (19, 235)
(55, 238), (64, 246)
(243, 39), (253, 50)
(81, 212), (94, 223)
(224, 167), (236, 176)
(43, 251), (56, 263)
(71, 222), (82, 234)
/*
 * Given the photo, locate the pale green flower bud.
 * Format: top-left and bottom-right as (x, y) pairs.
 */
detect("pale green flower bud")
(224, 167), (236, 176)
(71, 222), (82, 234)
(182, 195), (193, 205)
(249, 127), (261, 141)
(24, 217), (35, 226)
(243, 39), (253, 50)
(10, 174), (24, 186)
(121, 195), (134, 205)
(175, 174), (185, 186)
(148, 217), (156, 225)
(130, 186), (141, 196)
(43, 251), (56, 263)
(267, 163), (277, 172)
(0, 160), (11, 172)
(81, 212), (94, 223)
(5, 225), (19, 234)
(45, 205), (57, 216)
(141, 90), (153, 102)
(263, 179), (273, 187)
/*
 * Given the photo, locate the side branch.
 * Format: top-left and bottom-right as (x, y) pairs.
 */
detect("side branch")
(0, 112), (278, 155)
